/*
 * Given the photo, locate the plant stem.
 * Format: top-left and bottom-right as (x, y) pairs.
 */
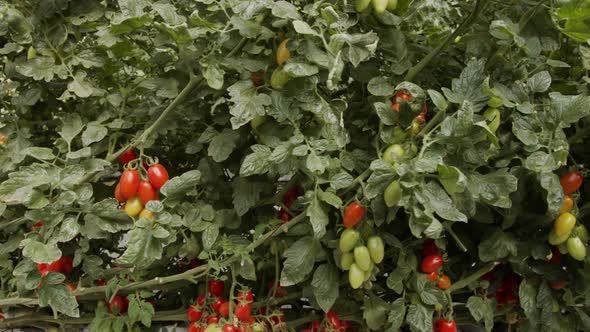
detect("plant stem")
(404, 0), (489, 82)
(443, 222), (468, 252)
(448, 261), (500, 292)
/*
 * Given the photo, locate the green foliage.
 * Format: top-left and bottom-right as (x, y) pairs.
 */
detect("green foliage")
(1, 0), (590, 331)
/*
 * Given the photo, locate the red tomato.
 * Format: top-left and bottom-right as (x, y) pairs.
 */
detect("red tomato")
(108, 295), (128, 314)
(343, 202), (365, 228)
(115, 182), (125, 202)
(391, 91), (412, 112)
(437, 275), (451, 290)
(549, 247), (562, 265)
(218, 301), (230, 318)
(237, 289), (254, 303)
(138, 180), (159, 205)
(0, 314), (4, 320)
(427, 271), (439, 281)
(250, 71), (264, 87)
(234, 302), (252, 321)
(421, 239), (439, 257)
(550, 279), (567, 290)
(96, 280), (107, 286)
(209, 280), (225, 297)
(207, 316), (220, 324)
(120, 169), (140, 199)
(415, 113), (426, 125)
(278, 209), (292, 223)
(36, 263), (48, 276)
(211, 297), (226, 313)
(326, 310), (342, 329)
(499, 274), (520, 293)
(188, 323), (202, 332)
(268, 280), (285, 297)
(148, 164), (170, 189)
(283, 187), (299, 208)
(560, 171), (583, 195)
(223, 325), (237, 332)
(196, 294), (206, 306)
(420, 254), (443, 273)
(504, 292), (519, 304)
(60, 256), (73, 274)
(65, 282), (76, 292)
(310, 320), (321, 331)
(434, 319), (457, 332)
(32, 222), (43, 231)
(118, 150), (135, 164)
(187, 305), (203, 321)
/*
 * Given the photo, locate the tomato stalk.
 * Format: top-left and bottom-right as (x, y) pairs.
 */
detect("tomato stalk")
(448, 262), (500, 293)
(443, 223), (467, 252)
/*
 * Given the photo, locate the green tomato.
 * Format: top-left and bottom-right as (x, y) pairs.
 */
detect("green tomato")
(367, 236), (385, 264)
(339, 228), (360, 253)
(349, 263), (365, 289)
(383, 144), (404, 165)
(392, 126), (408, 142)
(27, 46), (37, 60)
(573, 224), (588, 243)
(387, 0), (398, 10)
(384, 180), (401, 208)
(487, 96), (503, 108)
(557, 242), (569, 254)
(548, 230), (570, 245)
(409, 121), (421, 136)
(251, 323), (265, 332)
(483, 108), (501, 133)
(354, 246), (372, 271)
(341, 252), (354, 271)
(250, 115), (266, 130)
(363, 260), (373, 281)
(204, 324), (222, 332)
(372, 0), (388, 13)
(270, 67), (290, 89)
(355, 0), (371, 12)
(567, 236), (587, 261)
(554, 212), (576, 237)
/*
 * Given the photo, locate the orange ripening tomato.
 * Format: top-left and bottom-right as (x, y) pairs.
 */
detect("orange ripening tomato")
(559, 195), (574, 214)
(343, 202), (365, 228)
(436, 275), (451, 289)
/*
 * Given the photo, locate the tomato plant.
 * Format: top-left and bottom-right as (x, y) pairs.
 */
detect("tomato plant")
(2, 0), (590, 331)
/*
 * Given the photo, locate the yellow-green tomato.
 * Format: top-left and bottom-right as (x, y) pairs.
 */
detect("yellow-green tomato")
(270, 67), (290, 89)
(27, 46), (37, 60)
(349, 263), (365, 289)
(383, 144), (404, 165)
(574, 224), (588, 243)
(124, 196), (143, 218)
(387, 0), (398, 10)
(487, 96), (503, 108)
(548, 230), (570, 245)
(276, 39), (291, 67)
(339, 228), (360, 253)
(355, 0), (371, 12)
(567, 236), (586, 261)
(341, 252), (354, 271)
(372, 0), (388, 13)
(554, 212), (576, 237)
(392, 126), (408, 142)
(354, 246), (372, 271)
(204, 324), (222, 332)
(483, 108), (501, 133)
(384, 180), (401, 207)
(367, 236), (385, 264)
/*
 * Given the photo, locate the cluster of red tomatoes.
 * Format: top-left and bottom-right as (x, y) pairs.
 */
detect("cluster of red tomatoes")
(548, 171), (586, 261)
(338, 203), (385, 289)
(420, 240), (451, 290)
(186, 280), (283, 332)
(278, 187), (300, 223)
(480, 267), (520, 307)
(301, 310), (357, 332)
(35, 255), (75, 290)
(390, 91), (427, 134)
(115, 150), (169, 220)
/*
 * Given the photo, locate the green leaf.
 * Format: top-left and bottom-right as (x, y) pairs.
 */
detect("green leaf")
(478, 229), (518, 262)
(387, 298), (407, 331)
(466, 296), (495, 331)
(293, 20), (318, 35)
(311, 264), (339, 312)
(318, 190), (342, 208)
(539, 172), (564, 216)
(240, 145), (272, 176)
(271, 1), (301, 20)
(280, 236), (319, 286)
(228, 81), (271, 129)
(59, 114), (84, 146)
(415, 182), (467, 222)
(208, 129), (239, 162)
(232, 178), (264, 216)
(38, 284), (79, 317)
(437, 165), (467, 195)
(202, 223), (219, 250)
(527, 71), (551, 93)
(0, 164), (55, 205)
(519, 279), (540, 328)
(406, 304), (432, 332)
(21, 239), (61, 264)
(117, 227), (163, 268)
(368, 77), (395, 96)
(22, 147), (55, 160)
(68, 72), (97, 98)
(525, 151), (558, 172)
(442, 59), (488, 108)
(466, 168), (518, 208)
(160, 170), (201, 199)
(363, 295), (389, 330)
(203, 63), (225, 90)
(82, 121), (108, 146)
(306, 195), (329, 238)
(283, 61), (319, 77)
(549, 92), (590, 127)
(16, 56), (58, 81)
